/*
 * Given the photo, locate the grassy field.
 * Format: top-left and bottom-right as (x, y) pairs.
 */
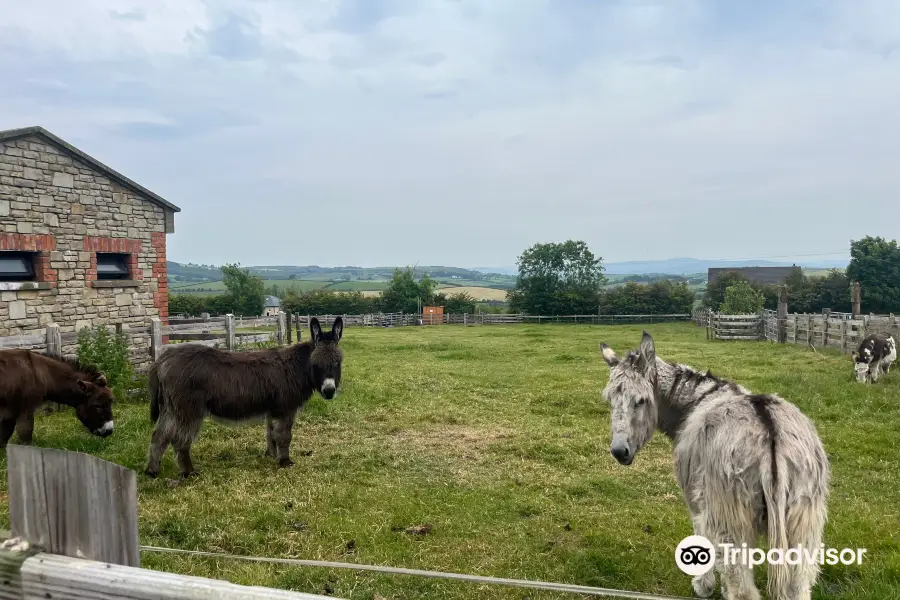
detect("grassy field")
(1, 323), (898, 599)
(170, 279), (510, 301)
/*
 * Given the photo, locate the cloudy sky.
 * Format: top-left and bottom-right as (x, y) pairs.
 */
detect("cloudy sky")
(2, 1), (898, 268)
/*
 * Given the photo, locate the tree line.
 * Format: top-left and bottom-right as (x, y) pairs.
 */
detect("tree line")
(169, 266), (480, 317)
(169, 235), (900, 318)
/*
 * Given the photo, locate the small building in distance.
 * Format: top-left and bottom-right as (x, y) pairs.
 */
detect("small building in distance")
(422, 305), (444, 325)
(263, 295), (281, 316)
(0, 126), (180, 369)
(707, 266), (797, 286)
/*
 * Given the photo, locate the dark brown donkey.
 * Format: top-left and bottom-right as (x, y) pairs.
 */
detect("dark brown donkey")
(145, 316), (344, 478)
(0, 349), (115, 447)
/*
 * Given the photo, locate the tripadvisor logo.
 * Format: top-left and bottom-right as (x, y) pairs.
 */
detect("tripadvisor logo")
(675, 535), (867, 575)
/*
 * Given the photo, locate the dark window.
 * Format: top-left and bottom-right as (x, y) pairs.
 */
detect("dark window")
(96, 253), (131, 280)
(0, 251), (36, 282)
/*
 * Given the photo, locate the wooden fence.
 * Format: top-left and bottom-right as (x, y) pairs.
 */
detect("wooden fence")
(692, 306), (899, 355)
(0, 444), (339, 599)
(0, 312), (693, 369)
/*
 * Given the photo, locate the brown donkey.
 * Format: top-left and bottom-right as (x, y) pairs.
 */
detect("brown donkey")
(0, 349), (115, 447)
(145, 316), (344, 478)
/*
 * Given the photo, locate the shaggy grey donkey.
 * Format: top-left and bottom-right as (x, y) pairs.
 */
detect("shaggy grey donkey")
(598, 332), (830, 600)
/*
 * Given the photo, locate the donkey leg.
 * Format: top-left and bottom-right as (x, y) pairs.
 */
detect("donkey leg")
(264, 415), (277, 458)
(14, 411), (35, 445)
(0, 418), (17, 448)
(174, 440), (198, 478)
(688, 511), (718, 598)
(145, 424), (171, 478)
(708, 518), (760, 600)
(272, 410), (298, 468)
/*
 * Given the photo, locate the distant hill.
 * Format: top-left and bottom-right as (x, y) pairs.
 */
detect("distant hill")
(473, 257), (847, 277)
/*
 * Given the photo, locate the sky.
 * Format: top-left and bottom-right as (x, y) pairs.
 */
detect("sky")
(1, 0), (899, 269)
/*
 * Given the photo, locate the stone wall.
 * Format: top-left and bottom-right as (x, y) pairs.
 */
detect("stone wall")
(0, 134), (170, 371)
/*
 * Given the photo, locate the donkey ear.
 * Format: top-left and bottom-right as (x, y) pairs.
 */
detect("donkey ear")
(310, 318), (323, 344)
(332, 316), (343, 342)
(599, 343), (619, 367)
(637, 331), (656, 372)
(76, 379), (90, 393)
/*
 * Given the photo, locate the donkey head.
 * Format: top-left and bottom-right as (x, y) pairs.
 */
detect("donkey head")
(73, 371), (115, 437)
(598, 331), (659, 466)
(309, 316), (344, 400)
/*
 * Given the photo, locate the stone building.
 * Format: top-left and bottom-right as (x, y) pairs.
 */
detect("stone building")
(0, 126), (181, 369)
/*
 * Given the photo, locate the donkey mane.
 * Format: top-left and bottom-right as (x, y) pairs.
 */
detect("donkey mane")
(54, 355), (105, 380)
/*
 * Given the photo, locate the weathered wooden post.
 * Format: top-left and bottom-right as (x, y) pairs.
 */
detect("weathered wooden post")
(225, 314), (235, 350)
(851, 282), (861, 318)
(276, 311), (286, 346)
(44, 323), (61, 358)
(6, 445), (140, 567)
(150, 317), (162, 362)
(777, 285), (788, 344)
(822, 308), (831, 348)
(840, 318), (848, 354)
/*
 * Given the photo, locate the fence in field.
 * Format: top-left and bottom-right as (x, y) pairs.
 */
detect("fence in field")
(0, 444), (340, 600)
(0, 445), (696, 600)
(0, 312), (693, 369)
(691, 281), (899, 354)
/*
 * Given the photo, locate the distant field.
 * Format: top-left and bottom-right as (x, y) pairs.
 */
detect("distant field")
(356, 286), (510, 301)
(170, 279), (511, 299)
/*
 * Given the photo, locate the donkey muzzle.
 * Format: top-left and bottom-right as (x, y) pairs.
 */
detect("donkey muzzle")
(610, 444), (633, 466)
(94, 421), (115, 438)
(321, 378), (337, 400)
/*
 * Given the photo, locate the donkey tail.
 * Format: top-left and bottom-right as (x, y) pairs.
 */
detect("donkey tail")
(762, 447), (791, 598)
(148, 362), (162, 423)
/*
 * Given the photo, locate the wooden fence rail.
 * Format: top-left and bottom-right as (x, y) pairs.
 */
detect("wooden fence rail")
(0, 313), (693, 366)
(691, 305), (899, 354)
(0, 445), (339, 600)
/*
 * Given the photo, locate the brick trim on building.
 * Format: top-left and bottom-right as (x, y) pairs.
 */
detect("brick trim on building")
(0, 233), (58, 285)
(82, 236), (144, 282)
(151, 232), (168, 325)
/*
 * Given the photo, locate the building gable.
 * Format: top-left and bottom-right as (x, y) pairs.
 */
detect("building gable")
(0, 126), (180, 231)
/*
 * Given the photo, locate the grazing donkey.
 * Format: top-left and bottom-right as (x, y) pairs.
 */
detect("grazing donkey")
(145, 317), (344, 478)
(598, 332), (830, 600)
(0, 349), (115, 447)
(851, 333), (896, 383)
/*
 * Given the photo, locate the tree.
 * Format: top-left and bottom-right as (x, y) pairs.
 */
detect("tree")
(221, 263), (266, 316)
(380, 267), (438, 313)
(507, 240), (606, 315)
(846, 236), (900, 313)
(720, 281), (765, 314)
(168, 293), (205, 316)
(433, 291), (477, 314)
(598, 281), (695, 315)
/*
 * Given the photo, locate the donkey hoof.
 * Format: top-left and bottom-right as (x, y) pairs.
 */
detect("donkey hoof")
(691, 575), (715, 598)
(181, 471), (200, 479)
(278, 458), (295, 468)
(144, 468), (159, 479)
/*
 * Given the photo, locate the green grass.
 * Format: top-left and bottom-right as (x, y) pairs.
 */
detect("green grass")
(1, 323), (898, 599)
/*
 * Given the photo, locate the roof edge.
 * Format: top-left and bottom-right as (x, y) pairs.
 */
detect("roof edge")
(0, 126), (181, 213)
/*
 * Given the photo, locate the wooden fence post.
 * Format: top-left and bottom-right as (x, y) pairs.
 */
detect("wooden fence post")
(296, 314), (302, 341)
(851, 282), (861, 318)
(840, 319), (847, 354)
(822, 308), (831, 348)
(225, 314), (235, 350)
(44, 324), (61, 357)
(43, 324), (64, 413)
(276, 311), (286, 346)
(777, 285), (788, 344)
(6, 445), (140, 567)
(285, 310), (293, 344)
(150, 317), (162, 362)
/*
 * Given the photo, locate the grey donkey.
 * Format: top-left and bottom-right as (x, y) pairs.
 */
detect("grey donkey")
(145, 316), (344, 478)
(599, 332), (830, 600)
